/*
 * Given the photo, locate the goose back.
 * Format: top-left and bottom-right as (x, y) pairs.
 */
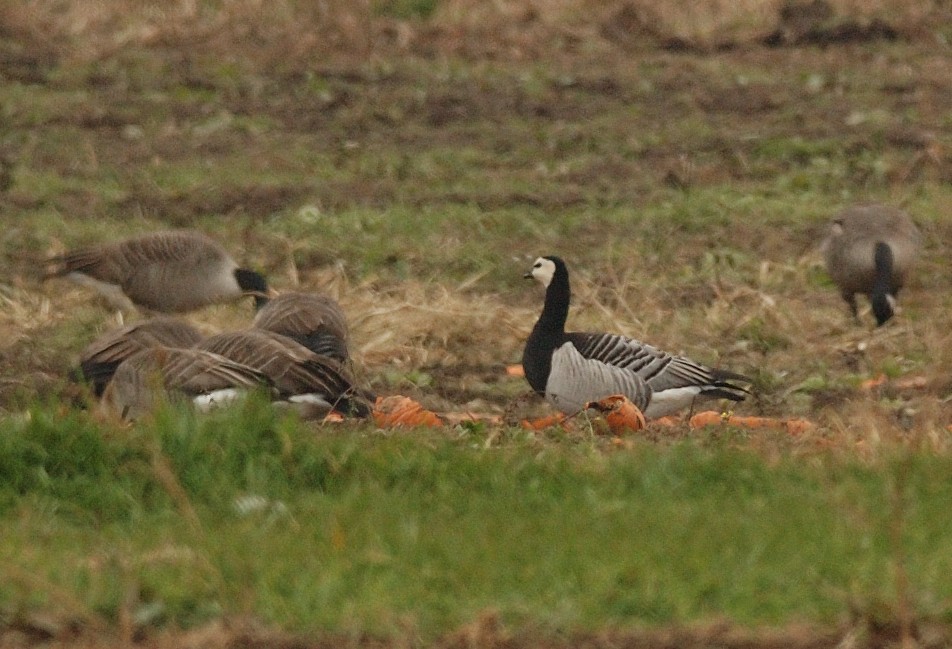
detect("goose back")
(197, 329), (371, 417)
(77, 317), (204, 395)
(253, 292), (349, 361)
(823, 204), (921, 325)
(102, 346), (272, 420)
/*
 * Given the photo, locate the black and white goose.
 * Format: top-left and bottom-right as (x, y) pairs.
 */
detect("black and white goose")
(253, 291), (350, 362)
(521, 256), (749, 419)
(43, 230), (270, 313)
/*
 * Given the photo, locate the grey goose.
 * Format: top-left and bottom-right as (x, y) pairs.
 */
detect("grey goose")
(75, 316), (205, 396)
(822, 203), (921, 326)
(522, 256), (749, 419)
(197, 329), (373, 418)
(253, 291), (349, 362)
(44, 230), (269, 313)
(101, 346), (274, 421)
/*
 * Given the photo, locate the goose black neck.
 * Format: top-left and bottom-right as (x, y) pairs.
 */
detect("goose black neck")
(536, 260), (570, 335)
(235, 268), (270, 311)
(871, 241), (895, 326)
(522, 258), (570, 394)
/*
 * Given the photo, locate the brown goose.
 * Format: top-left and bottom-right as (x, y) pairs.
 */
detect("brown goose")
(822, 204), (921, 326)
(101, 346), (273, 421)
(522, 256), (749, 419)
(253, 292), (349, 362)
(44, 230), (269, 313)
(76, 317), (205, 396)
(196, 329), (373, 418)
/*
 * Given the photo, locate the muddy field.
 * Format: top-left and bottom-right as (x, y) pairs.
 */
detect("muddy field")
(2, 0), (952, 646)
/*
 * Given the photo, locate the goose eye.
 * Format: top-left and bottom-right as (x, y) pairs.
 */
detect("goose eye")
(533, 262), (542, 268)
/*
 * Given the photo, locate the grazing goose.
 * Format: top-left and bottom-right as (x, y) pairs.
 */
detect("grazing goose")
(253, 292), (349, 362)
(76, 316), (205, 396)
(101, 346), (273, 421)
(43, 230), (270, 313)
(197, 329), (373, 418)
(522, 256), (749, 419)
(822, 203), (921, 326)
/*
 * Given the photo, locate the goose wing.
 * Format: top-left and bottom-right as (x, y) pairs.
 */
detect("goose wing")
(198, 330), (371, 416)
(545, 342), (652, 414)
(78, 318), (204, 394)
(566, 331), (748, 395)
(253, 292), (349, 361)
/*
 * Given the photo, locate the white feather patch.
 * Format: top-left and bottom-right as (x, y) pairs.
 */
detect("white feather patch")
(193, 388), (246, 412)
(642, 386), (703, 420)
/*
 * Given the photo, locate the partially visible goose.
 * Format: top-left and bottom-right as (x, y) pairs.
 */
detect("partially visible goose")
(101, 346), (273, 421)
(822, 203), (921, 326)
(43, 230), (270, 313)
(253, 292), (349, 362)
(197, 329), (373, 418)
(76, 316), (205, 396)
(522, 256), (749, 419)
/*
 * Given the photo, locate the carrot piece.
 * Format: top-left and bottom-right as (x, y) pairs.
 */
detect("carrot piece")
(505, 364), (525, 377)
(521, 413), (567, 430)
(585, 395), (646, 434)
(373, 395), (443, 428)
(860, 373), (888, 390)
(690, 411), (815, 435)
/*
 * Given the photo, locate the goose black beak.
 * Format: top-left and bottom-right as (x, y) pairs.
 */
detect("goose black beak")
(523, 272), (533, 279)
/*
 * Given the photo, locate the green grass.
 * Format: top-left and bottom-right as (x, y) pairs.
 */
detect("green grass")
(2, 403), (949, 637)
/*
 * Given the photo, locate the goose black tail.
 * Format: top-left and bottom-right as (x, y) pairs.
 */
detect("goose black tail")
(871, 241), (895, 327)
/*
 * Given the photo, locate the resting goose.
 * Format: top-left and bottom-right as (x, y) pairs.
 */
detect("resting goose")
(822, 203), (921, 326)
(101, 346), (273, 421)
(76, 316), (205, 396)
(522, 256), (749, 419)
(43, 230), (270, 313)
(197, 329), (373, 418)
(253, 292), (349, 362)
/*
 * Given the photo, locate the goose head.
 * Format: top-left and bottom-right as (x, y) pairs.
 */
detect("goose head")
(524, 256), (561, 288)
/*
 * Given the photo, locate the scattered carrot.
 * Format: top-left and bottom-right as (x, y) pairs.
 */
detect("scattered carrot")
(860, 374), (888, 390)
(585, 395), (646, 434)
(651, 416), (681, 427)
(689, 411), (815, 435)
(373, 395), (443, 428)
(505, 364), (525, 377)
(521, 413), (567, 430)
(322, 411), (345, 423)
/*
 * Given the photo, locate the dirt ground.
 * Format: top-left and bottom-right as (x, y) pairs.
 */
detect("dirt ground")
(2, 0), (952, 646)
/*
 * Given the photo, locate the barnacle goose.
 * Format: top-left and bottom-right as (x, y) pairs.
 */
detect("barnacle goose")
(522, 256), (749, 419)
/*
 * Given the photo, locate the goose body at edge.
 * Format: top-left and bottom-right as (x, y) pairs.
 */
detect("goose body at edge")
(44, 230), (269, 313)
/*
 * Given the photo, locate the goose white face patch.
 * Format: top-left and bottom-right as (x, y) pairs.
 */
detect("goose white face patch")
(529, 257), (557, 288)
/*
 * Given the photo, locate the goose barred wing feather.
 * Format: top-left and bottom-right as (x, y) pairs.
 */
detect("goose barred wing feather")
(545, 342), (652, 414)
(78, 317), (204, 395)
(197, 330), (371, 417)
(104, 347), (273, 420)
(566, 332), (748, 395)
(253, 292), (350, 361)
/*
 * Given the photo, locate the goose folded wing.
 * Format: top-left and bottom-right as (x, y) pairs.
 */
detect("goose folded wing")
(566, 332), (748, 394)
(546, 342), (652, 414)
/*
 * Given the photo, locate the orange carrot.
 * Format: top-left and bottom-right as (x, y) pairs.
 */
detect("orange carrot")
(373, 395), (443, 428)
